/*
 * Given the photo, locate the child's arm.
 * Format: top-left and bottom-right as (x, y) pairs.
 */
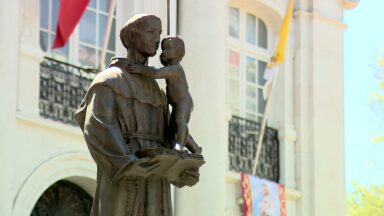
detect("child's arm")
(127, 64), (178, 79)
(126, 64), (159, 78)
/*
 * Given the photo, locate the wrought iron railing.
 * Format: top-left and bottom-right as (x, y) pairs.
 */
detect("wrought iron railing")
(228, 115), (279, 182)
(39, 57), (96, 125)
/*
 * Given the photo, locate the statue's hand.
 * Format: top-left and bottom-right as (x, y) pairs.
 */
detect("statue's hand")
(125, 158), (161, 177)
(126, 63), (142, 74)
(172, 168), (200, 188)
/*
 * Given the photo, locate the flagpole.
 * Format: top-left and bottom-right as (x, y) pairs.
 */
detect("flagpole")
(251, 0), (293, 176)
(252, 69), (279, 176)
(99, 0), (116, 70)
(167, 0), (170, 35)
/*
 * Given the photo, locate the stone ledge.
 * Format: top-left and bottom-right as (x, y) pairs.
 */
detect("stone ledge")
(16, 111), (83, 137)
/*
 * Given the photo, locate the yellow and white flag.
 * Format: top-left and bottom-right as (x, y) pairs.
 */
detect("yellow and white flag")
(263, 0), (294, 99)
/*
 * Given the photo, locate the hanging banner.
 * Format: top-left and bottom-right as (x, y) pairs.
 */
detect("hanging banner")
(241, 174), (286, 216)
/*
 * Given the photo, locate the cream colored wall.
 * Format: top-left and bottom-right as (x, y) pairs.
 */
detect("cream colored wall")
(177, 0), (298, 215)
(177, 0), (348, 215)
(0, 0), (97, 215)
(293, 0), (346, 215)
(0, 0), (22, 214)
(177, 0), (228, 215)
(0, 0), (349, 215)
(224, 0), (302, 215)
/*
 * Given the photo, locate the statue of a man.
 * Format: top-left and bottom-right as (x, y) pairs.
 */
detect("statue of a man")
(74, 14), (199, 216)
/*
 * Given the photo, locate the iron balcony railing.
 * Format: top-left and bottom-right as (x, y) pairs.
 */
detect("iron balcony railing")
(228, 115), (279, 182)
(39, 57), (96, 125)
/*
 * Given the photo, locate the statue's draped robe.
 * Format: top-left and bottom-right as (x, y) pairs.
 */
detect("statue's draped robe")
(74, 59), (172, 216)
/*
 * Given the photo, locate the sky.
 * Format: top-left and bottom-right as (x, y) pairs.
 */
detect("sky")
(344, 0), (384, 192)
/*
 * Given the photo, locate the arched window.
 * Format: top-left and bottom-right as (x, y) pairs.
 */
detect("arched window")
(227, 6), (270, 122)
(39, 0), (116, 68)
(31, 181), (93, 215)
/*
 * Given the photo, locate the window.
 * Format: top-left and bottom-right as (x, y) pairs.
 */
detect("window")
(227, 50), (240, 115)
(79, 0), (116, 68)
(246, 13), (256, 44)
(40, 0), (69, 60)
(227, 7), (269, 122)
(229, 7), (240, 39)
(40, 0), (116, 68)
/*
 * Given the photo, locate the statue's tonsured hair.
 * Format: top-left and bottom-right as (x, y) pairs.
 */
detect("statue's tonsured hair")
(119, 14), (161, 49)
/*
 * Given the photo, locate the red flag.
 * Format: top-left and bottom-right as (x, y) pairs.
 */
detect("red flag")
(53, 0), (90, 48)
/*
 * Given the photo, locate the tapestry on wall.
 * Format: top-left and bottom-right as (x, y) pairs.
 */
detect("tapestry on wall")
(241, 174), (286, 216)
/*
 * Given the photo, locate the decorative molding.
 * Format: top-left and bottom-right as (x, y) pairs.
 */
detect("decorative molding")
(278, 125), (297, 143)
(342, 0), (360, 10)
(286, 188), (302, 201)
(294, 10), (348, 30)
(16, 112), (83, 137)
(12, 152), (96, 216)
(19, 44), (45, 63)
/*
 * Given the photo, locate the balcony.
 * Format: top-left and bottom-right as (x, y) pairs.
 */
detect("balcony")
(39, 57), (96, 125)
(228, 115), (279, 182)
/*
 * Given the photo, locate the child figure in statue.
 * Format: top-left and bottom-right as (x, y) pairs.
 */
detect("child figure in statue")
(127, 35), (201, 154)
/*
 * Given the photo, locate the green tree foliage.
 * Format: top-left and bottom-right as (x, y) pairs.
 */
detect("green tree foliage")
(347, 182), (384, 216)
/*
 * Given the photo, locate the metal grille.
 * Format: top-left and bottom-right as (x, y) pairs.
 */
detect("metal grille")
(39, 57), (96, 125)
(228, 115), (279, 182)
(31, 180), (93, 216)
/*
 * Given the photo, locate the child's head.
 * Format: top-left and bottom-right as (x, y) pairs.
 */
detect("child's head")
(160, 35), (185, 66)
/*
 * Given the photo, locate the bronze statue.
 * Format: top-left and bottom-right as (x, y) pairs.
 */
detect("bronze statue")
(126, 35), (201, 154)
(74, 14), (204, 216)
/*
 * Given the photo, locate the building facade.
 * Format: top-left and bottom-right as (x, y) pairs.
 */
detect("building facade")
(0, 0), (357, 215)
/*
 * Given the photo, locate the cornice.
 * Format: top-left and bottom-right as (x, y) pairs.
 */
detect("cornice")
(341, 0), (360, 10)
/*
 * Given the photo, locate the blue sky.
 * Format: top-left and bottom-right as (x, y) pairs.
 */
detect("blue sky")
(344, 0), (384, 191)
